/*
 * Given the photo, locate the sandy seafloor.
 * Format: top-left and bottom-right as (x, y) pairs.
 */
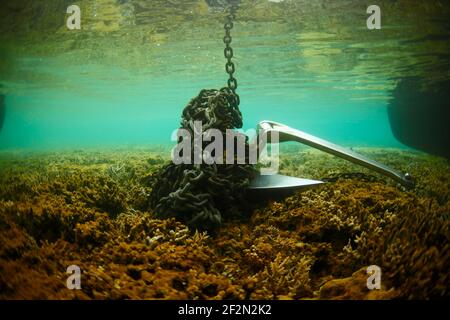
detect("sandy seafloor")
(0, 146), (448, 299)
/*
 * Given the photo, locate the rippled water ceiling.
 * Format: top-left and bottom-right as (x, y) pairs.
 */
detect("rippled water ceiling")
(1, 0), (449, 95)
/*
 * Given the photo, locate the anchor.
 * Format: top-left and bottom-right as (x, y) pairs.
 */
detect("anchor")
(248, 120), (414, 198)
(150, 1), (414, 231)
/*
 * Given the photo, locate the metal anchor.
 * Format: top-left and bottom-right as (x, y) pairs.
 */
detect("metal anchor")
(249, 120), (414, 195)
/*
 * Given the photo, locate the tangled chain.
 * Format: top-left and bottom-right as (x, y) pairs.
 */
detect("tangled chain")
(149, 88), (256, 231)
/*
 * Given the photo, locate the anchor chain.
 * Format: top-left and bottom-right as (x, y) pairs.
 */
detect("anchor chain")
(223, 2), (240, 105)
(148, 1), (254, 232)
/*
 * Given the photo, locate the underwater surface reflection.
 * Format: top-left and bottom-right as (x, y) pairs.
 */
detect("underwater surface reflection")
(0, 0), (449, 150)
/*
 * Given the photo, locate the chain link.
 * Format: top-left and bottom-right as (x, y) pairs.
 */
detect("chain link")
(223, 2), (239, 105)
(149, 88), (254, 231)
(149, 1), (251, 232)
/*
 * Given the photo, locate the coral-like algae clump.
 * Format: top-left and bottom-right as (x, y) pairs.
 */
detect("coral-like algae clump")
(0, 147), (448, 299)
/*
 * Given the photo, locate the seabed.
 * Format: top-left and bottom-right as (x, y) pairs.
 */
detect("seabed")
(0, 146), (448, 299)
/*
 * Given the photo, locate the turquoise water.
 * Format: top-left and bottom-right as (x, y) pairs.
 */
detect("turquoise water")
(0, 80), (397, 149)
(0, 0), (448, 151)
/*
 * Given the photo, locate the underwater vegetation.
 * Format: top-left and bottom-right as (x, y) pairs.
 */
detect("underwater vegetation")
(0, 147), (448, 300)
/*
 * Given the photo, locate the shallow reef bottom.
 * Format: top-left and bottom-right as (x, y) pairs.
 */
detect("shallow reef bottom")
(0, 146), (448, 300)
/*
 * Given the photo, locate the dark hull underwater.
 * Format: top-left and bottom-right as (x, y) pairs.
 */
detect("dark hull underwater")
(388, 78), (450, 160)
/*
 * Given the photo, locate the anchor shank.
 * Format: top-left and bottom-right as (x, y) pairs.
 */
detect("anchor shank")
(258, 121), (414, 188)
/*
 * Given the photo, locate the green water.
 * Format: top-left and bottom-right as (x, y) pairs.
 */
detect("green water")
(0, 0), (448, 150)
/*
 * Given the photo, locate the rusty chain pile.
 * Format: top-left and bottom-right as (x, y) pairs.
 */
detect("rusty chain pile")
(149, 88), (256, 231)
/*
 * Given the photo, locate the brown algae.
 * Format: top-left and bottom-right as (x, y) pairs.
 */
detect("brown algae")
(0, 147), (448, 299)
